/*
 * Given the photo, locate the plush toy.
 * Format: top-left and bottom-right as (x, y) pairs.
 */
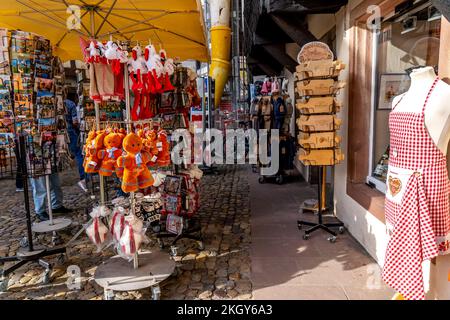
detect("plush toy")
(159, 49), (175, 92)
(128, 45), (148, 121)
(144, 129), (159, 168)
(116, 133), (154, 193)
(98, 131), (124, 176)
(156, 129), (171, 167)
(144, 44), (163, 94)
(104, 40), (122, 75)
(82, 129), (97, 170)
(86, 41), (101, 63)
(84, 130), (108, 173)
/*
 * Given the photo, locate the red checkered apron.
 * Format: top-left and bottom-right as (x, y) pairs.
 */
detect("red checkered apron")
(383, 77), (450, 300)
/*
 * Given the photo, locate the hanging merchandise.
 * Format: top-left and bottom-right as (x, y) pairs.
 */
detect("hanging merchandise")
(82, 38), (126, 102)
(116, 132), (154, 192)
(85, 205), (112, 251)
(110, 206), (127, 242)
(260, 77), (271, 96)
(158, 49), (176, 92)
(98, 130), (124, 177)
(281, 78), (289, 95)
(117, 214), (147, 261)
(271, 78), (280, 94)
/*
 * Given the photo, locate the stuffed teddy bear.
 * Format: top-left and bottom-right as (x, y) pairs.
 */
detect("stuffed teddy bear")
(83, 129), (97, 170)
(156, 129), (171, 167)
(116, 133), (154, 193)
(98, 131), (124, 177)
(84, 130), (108, 173)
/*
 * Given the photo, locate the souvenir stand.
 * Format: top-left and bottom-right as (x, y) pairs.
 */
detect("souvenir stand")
(295, 42), (346, 242)
(0, 30), (71, 291)
(78, 39), (206, 300)
(0, 0), (208, 298)
(0, 29), (15, 179)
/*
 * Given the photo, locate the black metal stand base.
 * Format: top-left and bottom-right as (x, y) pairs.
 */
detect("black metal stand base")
(297, 166), (345, 243)
(0, 136), (68, 292)
(297, 219), (344, 242)
(156, 219), (204, 256)
(0, 246), (66, 291)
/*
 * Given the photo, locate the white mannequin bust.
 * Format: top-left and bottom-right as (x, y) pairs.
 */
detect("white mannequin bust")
(392, 66), (450, 154)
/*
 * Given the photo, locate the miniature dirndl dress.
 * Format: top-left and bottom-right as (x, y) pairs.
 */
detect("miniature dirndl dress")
(383, 77), (450, 300)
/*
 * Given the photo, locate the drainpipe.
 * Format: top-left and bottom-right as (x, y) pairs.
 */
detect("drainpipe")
(209, 0), (231, 107)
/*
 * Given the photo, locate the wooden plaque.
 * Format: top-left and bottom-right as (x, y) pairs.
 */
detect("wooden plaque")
(298, 148), (345, 166)
(296, 59), (346, 80)
(297, 42), (334, 64)
(298, 132), (341, 149)
(296, 114), (342, 132)
(296, 96), (341, 114)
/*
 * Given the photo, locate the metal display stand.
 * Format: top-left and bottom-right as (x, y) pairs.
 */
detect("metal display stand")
(31, 174), (72, 239)
(92, 43), (174, 299)
(156, 216), (204, 256)
(297, 165), (344, 242)
(95, 250), (175, 300)
(0, 135), (67, 292)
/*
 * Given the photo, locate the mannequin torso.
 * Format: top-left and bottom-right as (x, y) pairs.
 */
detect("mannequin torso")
(392, 67), (450, 154)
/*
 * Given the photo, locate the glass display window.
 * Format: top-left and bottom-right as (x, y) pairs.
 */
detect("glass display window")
(367, 1), (441, 192)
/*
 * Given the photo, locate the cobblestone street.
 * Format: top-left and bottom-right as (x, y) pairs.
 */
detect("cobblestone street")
(0, 165), (252, 300)
(0, 164), (390, 300)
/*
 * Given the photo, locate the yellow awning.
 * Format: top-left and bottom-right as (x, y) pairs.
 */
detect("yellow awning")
(0, 0), (208, 62)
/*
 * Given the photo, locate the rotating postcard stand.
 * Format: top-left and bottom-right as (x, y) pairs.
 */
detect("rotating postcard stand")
(0, 134), (68, 292)
(92, 45), (174, 300)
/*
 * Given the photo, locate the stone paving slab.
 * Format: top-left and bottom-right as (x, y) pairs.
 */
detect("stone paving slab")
(248, 168), (395, 300)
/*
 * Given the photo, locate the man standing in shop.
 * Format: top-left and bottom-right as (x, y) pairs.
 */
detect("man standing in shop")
(65, 91), (88, 193)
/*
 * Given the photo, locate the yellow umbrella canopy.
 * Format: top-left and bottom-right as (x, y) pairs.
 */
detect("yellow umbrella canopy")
(0, 0), (208, 62)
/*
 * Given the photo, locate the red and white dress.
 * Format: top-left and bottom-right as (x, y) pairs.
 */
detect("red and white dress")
(383, 77), (450, 300)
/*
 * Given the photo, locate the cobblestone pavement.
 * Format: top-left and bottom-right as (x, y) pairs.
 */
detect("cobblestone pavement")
(0, 165), (252, 300)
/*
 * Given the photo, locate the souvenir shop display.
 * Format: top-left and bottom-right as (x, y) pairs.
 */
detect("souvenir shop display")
(295, 42), (345, 242)
(77, 38), (204, 300)
(254, 81), (296, 184)
(0, 30), (72, 292)
(382, 67), (450, 300)
(0, 29), (15, 178)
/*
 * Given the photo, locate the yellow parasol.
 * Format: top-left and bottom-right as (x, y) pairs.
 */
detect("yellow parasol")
(0, 0), (208, 62)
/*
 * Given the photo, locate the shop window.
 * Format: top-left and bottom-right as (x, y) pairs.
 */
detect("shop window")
(367, 1), (441, 193)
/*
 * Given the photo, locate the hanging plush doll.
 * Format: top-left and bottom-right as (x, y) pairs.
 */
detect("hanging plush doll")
(84, 130), (108, 173)
(86, 41), (101, 63)
(128, 45), (148, 121)
(156, 129), (171, 167)
(104, 40), (122, 75)
(98, 131), (124, 177)
(116, 133), (154, 193)
(144, 44), (163, 94)
(82, 129), (97, 170)
(159, 49), (175, 92)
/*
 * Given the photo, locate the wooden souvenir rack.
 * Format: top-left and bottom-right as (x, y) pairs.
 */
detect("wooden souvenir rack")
(295, 43), (346, 242)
